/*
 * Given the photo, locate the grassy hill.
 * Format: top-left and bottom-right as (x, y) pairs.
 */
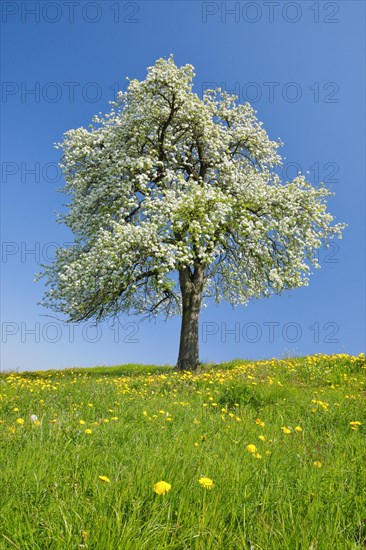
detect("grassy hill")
(0, 354), (365, 549)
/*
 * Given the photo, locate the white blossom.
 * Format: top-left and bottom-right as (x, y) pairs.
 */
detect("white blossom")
(38, 56), (345, 321)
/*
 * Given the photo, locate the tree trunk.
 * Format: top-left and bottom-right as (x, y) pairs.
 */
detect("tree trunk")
(176, 266), (204, 371)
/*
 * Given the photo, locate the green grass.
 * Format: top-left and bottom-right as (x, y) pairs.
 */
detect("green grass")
(0, 353), (365, 549)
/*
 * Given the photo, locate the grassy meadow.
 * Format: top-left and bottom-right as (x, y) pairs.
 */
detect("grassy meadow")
(0, 354), (365, 549)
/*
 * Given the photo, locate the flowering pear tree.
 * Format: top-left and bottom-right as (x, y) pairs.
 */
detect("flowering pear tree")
(39, 56), (344, 370)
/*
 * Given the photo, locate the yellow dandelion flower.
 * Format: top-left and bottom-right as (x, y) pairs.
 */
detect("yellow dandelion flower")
(153, 481), (171, 495)
(246, 444), (257, 454)
(198, 477), (214, 489)
(258, 435), (266, 442)
(255, 453), (262, 459)
(79, 420), (85, 425)
(281, 426), (292, 434)
(295, 426), (302, 432)
(349, 421), (361, 430)
(313, 461), (322, 468)
(98, 475), (111, 483)
(84, 429), (92, 434)
(16, 418), (24, 425)
(256, 418), (265, 427)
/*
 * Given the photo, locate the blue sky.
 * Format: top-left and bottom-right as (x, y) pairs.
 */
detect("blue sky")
(1, 0), (365, 371)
